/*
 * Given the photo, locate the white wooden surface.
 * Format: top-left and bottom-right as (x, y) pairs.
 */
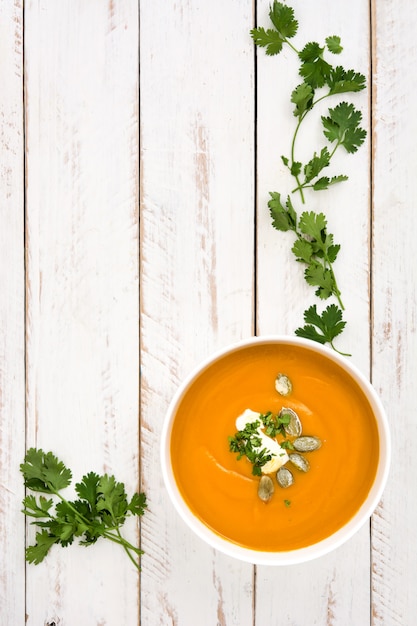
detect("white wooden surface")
(0, 0), (415, 624)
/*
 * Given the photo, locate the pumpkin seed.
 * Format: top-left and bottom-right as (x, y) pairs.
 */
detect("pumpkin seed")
(276, 467), (294, 488)
(289, 452), (310, 472)
(258, 475), (274, 502)
(275, 373), (292, 396)
(293, 436), (322, 452)
(280, 407), (302, 437)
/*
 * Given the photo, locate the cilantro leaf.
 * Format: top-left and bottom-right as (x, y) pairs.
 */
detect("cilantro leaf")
(75, 472), (100, 512)
(127, 492), (148, 517)
(326, 35), (343, 54)
(312, 174), (349, 191)
(299, 42), (332, 88)
(43, 516), (77, 547)
(320, 303), (347, 336)
(282, 154), (302, 177)
(305, 264), (334, 299)
(291, 82), (314, 118)
(250, 27), (285, 56)
(311, 177), (331, 191)
(326, 242), (341, 264)
(298, 41), (323, 63)
(328, 66), (366, 94)
(290, 161), (302, 177)
(20, 448), (72, 493)
(292, 238), (314, 263)
(269, 2), (298, 39)
(295, 304), (349, 354)
(295, 323), (327, 345)
(298, 211), (327, 243)
(96, 474), (129, 523)
(340, 125), (367, 153)
(26, 530), (59, 565)
(268, 192), (297, 232)
(303, 147), (330, 183)
(22, 494), (54, 519)
(322, 102), (367, 153)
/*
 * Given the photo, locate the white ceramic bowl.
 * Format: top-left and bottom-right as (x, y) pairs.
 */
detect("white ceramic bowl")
(161, 336), (391, 565)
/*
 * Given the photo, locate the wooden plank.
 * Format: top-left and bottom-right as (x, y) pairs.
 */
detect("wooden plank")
(255, 0), (373, 623)
(24, 1), (140, 623)
(0, 1), (25, 623)
(139, 0), (256, 623)
(371, 0), (417, 623)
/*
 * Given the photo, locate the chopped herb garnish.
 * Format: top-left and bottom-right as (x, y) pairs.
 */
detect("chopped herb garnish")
(280, 440), (295, 450)
(228, 421), (273, 476)
(260, 411), (291, 438)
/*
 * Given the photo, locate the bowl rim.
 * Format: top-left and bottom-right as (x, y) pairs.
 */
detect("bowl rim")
(160, 335), (391, 565)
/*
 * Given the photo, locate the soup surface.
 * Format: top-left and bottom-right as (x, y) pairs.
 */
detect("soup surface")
(170, 343), (379, 551)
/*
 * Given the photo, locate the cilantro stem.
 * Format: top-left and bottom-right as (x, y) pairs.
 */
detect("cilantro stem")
(96, 529), (141, 558)
(47, 485), (92, 525)
(102, 528), (141, 569)
(291, 117), (305, 204)
(311, 92), (331, 108)
(47, 483), (141, 569)
(109, 504), (141, 570)
(330, 340), (351, 357)
(290, 91), (338, 201)
(285, 39), (299, 55)
(115, 527), (140, 570)
(327, 258), (344, 310)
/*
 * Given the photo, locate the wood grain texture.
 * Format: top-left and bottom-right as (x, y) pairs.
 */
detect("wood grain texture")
(371, 1), (417, 624)
(24, 1), (140, 623)
(0, 1), (25, 624)
(254, 1), (372, 623)
(139, 1), (256, 624)
(1, 0), (415, 623)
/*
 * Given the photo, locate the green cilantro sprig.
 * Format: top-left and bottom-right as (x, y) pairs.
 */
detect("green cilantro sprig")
(269, 195), (343, 308)
(251, 1), (367, 354)
(21, 448), (147, 570)
(251, 3), (366, 204)
(295, 303), (350, 356)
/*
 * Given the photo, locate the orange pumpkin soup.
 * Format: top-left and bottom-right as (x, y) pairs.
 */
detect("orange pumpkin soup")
(170, 343), (379, 551)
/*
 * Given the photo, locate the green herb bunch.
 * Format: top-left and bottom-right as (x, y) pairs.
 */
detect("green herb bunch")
(251, 1), (367, 354)
(21, 448), (147, 570)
